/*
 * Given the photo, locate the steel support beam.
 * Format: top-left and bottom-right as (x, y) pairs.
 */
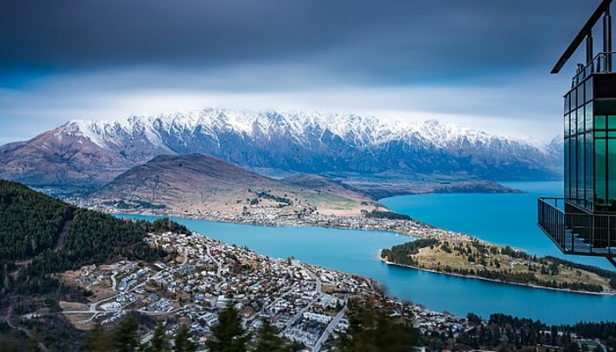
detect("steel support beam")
(551, 0), (613, 74)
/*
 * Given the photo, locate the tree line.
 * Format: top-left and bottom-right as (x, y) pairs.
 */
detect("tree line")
(451, 313), (616, 352)
(380, 239), (439, 266)
(79, 299), (418, 352)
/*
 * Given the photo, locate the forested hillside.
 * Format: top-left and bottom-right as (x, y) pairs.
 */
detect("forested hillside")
(0, 180), (190, 298)
(0, 180), (190, 350)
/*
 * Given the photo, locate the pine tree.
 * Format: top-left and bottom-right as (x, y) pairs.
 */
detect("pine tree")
(206, 303), (250, 352)
(336, 300), (417, 352)
(252, 319), (299, 352)
(84, 323), (113, 352)
(113, 314), (140, 352)
(144, 321), (170, 352)
(26, 335), (41, 352)
(173, 324), (197, 352)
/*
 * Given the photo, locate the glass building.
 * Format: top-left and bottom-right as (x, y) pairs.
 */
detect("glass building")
(538, 0), (616, 267)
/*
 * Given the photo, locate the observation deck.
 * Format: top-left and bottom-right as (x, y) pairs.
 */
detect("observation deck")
(538, 197), (616, 264)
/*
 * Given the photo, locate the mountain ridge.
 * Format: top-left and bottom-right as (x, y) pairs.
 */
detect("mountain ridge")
(0, 109), (563, 188)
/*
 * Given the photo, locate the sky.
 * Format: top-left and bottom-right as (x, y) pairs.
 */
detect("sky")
(0, 0), (609, 145)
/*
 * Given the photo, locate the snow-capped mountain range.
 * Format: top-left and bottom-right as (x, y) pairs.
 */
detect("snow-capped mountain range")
(0, 109), (563, 188)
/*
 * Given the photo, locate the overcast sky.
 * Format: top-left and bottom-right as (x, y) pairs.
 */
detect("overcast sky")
(0, 0), (609, 145)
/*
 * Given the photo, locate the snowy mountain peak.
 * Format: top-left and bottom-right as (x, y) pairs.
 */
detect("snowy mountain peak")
(64, 109), (540, 152)
(1, 108), (562, 188)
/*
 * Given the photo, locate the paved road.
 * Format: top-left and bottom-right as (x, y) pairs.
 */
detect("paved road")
(284, 296), (321, 330)
(312, 306), (348, 352)
(294, 262), (321, 293)
(206, 244), (222, 276)
(110, 271), (118, 291)
(182, 247), (189, 265)
(282, 263), (324, 330)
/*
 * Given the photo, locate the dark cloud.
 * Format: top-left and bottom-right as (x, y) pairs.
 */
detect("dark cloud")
(0, 0), (609, 145)
(0, 0), (603, 84)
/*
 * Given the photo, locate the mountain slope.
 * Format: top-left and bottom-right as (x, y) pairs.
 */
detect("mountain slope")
(89, 153), (381, 216)
(0, 128), (136, 188)
(0, 180), (185, 298)
(0, 109), (563, 188)
(0, 180), (188, 350)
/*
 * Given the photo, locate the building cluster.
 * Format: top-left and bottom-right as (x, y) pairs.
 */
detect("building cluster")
(63, 231), (470, 350)
(125, 209), (476, 243)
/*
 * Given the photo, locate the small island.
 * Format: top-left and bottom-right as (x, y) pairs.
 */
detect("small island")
(381, 238), (616, 294)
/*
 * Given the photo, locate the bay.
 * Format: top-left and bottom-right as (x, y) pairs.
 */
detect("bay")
(380, 181), (612, 270)
(121, 202), (615, 325)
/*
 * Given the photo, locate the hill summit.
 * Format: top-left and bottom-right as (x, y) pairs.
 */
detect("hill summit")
(89, 153), (382, 216)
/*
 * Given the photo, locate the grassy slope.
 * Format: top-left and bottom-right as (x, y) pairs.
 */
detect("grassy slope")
(384, 238), (615, 293)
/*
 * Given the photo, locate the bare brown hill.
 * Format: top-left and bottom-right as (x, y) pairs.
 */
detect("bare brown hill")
(0, 128), (132, 188)
(89, 153), (383, 216)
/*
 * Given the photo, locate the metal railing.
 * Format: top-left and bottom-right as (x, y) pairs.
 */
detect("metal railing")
(538, 197), (616, 257)
(572, 52), (615, 86)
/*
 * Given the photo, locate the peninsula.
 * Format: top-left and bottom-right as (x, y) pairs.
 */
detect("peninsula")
(381, 238), (616, 294)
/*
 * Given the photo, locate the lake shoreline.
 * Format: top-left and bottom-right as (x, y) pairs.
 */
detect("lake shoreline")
(378, 255), (616, 297)
(110, 207), (477, 242)
(109, 207), (616, 296)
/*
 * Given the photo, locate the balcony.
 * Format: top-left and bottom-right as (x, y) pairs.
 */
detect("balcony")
(538, 197), (616, 258)
(571, 52), (616, 86)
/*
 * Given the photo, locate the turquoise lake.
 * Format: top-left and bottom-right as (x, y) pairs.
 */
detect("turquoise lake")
(381, 181), (612, 271)
(120, 181), (616, 325)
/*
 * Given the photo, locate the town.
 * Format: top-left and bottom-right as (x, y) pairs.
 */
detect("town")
(59, 230), (468, 351)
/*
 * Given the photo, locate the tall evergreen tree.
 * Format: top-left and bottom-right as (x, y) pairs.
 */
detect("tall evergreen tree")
(84, 323), (113, 352)
(252, 319), (299, 352)
(336, 300), (417, 352)
(206, 303), (250, 352)
(173, 324), (197, 352)
(113, 314), (140, 352)
(144, 321), (170, 352)
(26, 335), (41, 352)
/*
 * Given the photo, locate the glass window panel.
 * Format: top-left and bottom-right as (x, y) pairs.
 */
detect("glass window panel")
(608, 116), (616, 129)
(578, 108), (585, 133)
(578, 133), (585, 200)
(565, 113), (570, 137)
(609, 132), (616, 138)
(608, 138), (616, 207)
(585, 78), (593, 102)
(565, 138), (571, 199)
(595, 100), (616, 115)
(586, 132), (594, 203)
(565, 94), (570, 113)
(596, 131), (607, 138)
(585, 64), (593, 77)
(595, 115), (606, 130)
(586, 103), (593, 131)
(577, 86), (584, 108)
(595, 139), (607, 205)
(571, 137), (578, 200)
